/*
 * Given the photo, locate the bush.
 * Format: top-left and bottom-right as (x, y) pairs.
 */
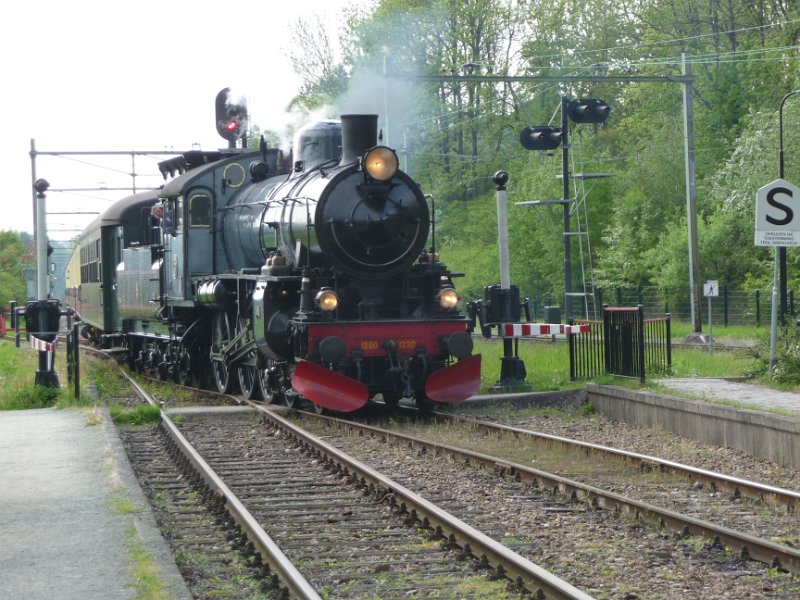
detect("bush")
(6, 385), (61, 410)
(766, 324), (800, 385)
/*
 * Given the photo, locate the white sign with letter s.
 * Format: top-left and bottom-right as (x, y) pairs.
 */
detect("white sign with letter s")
(755, 178), (800, 246)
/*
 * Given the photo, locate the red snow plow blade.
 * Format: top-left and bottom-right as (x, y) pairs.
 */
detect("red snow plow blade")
(292, 360), (369, 412)
(424, 354), (482, 403)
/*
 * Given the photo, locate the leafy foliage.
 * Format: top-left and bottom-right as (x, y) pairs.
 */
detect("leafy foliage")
(0, 231), (33, 309)
(285, 0), (800, 309)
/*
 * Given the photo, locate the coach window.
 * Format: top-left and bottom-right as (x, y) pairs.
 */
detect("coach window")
(96, 239), (102, 282)
(189, 193), (211, 228)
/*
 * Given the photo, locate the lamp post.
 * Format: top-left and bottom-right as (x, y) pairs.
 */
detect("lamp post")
(778, 90), (800, 325)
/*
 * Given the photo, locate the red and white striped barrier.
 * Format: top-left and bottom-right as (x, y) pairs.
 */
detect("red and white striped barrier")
(498, 322), (591, 338)
(30, 336), (57, 352)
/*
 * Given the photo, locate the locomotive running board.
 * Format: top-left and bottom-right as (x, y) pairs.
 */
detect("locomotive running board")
(425, 354), (482, 403)
(292, 360), (369, 412)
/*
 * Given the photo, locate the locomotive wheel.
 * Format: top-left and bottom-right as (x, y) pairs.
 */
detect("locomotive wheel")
(238, 365), (260, 400)
(213, 358), (231, 393)
(211, 311), (234, 394)
(256, 362), (277, 404)
(155, 345), (169, 381)
(236, 317), (261, 400)
(175, 349), (190, 386)
(284, 393), (298, 409)
(414, 392), (435, 412)
(190, 361), (205, 389)
(190, 341), (210, 389)
(381, 391), (401, 407)
(126, 339), (139, 371)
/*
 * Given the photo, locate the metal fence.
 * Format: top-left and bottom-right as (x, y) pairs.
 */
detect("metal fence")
(568, 306), (672, 383)
(532, 285), (791, 327)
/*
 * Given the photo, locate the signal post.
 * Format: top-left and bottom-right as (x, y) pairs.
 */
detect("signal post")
(30, 179), (60, 387)
(489, 171), (530, 391)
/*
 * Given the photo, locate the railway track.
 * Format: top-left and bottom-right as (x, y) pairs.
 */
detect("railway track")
(116, 370), (591, 599)
(289, 408), (800, 598)
(431, 409), (800, 509)
(87, 352), (800, 596)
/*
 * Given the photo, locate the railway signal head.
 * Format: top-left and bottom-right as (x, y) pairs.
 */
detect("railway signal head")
(215, 88), (249, 142)
(567, 98), (610, 124)
(519, 126), (563, 151)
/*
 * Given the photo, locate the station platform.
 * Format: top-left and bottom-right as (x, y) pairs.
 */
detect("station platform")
(0, 407), (191, 600)
(655, 376), (800, 416)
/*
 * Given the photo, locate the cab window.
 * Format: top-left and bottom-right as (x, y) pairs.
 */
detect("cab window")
(189, 193), (211, 228)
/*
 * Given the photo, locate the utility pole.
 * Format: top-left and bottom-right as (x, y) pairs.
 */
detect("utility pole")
(682, 54), (702, 337)
(778, 90), (800, 324)
(561, 98), (572, 320)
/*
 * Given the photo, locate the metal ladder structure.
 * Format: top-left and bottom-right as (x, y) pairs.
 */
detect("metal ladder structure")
(565, 131), (614, 320)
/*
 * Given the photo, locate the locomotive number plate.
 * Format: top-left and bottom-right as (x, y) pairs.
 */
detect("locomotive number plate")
(399, 339), (417, 351)
(359, 339), (417, 352)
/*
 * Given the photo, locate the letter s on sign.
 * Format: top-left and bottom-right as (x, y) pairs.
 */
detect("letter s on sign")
(767, 186), (795, 226)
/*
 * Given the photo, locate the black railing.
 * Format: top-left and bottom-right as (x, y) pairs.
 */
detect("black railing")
(568, 306), (671, 383)
(568, 318), (604, 381)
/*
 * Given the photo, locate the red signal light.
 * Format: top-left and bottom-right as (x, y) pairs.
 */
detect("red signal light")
(215, 88), (249, 143)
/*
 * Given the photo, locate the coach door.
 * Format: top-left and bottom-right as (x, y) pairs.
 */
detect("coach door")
(100, 225), (123, 331)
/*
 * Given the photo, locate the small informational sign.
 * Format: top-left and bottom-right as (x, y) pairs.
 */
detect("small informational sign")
(755, 178), (800, 246)
(703, 281), (717, 355)
(703, 280), (719, 297)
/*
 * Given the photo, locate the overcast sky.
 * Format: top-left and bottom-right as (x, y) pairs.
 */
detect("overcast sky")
(2, 0), (355, 239)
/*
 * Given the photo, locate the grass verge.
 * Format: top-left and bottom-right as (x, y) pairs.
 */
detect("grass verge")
(110, 403), (162, 425)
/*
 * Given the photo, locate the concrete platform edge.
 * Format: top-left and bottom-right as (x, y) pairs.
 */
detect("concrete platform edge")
(101, 407), (192, 599)
(587, 384), (800, 469)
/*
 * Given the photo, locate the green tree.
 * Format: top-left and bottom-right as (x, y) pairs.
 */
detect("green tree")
(0, 231), (33, 310)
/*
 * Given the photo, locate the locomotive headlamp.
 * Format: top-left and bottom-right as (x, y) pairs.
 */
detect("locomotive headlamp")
(363, 146), (398, 181)
(437, 288), (459, 310)
(316, 288), (339, 312)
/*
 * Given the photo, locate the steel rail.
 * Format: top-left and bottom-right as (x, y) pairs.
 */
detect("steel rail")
(434, 411), (800, 509)
(119, 370), (321, 600)
(254, 404), (594, 600)
(300, 411), (800, 573)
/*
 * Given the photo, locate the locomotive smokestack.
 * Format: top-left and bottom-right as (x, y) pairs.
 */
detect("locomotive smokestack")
(339, 114), (378, 165)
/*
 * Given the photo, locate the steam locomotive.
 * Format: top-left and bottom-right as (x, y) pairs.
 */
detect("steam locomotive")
(65, 91), (481, 411)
